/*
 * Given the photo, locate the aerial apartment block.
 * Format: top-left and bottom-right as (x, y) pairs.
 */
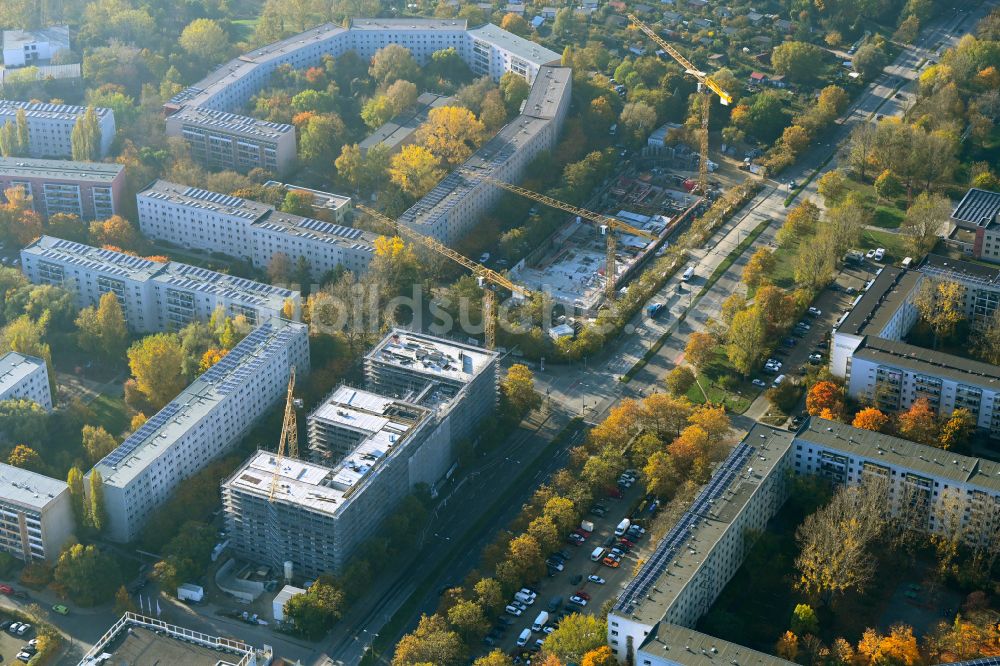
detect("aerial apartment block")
(0, 157), (124, 220)
(0, 101), (115, 158)
(608, 418), (1000, 664)
(222, 329), (499, 577)
(0, 351), (52, 411)
(93, 318), (309, 542)
(263, 180), (352, 224)
(397, 65), (572, 244)
(949, 187), (1000, 265)
(20, 236), (300, 332)
(162, 19), (560, 173)
(0, 463), (74, 562)
(137, 180), (373, 281)
(830, 257), (1000, 438)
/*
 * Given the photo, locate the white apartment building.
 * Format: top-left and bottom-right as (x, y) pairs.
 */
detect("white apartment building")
(20, 236), (300, 333)
(830, 257), (1000, 438)
(397, 65), (572, 244)
(950, 187), (1000, 265)
(162, 19), (560, 173)
(91, 318), (309, 542)
(264, 181), (352, 224)
(0, 463), (74, 562)
(0, 351), (52, 411)
(138, 181), (374, 281)
(608, 425), (794, 663)
(609, 418), (1000, 665)
(2, 26), (70, 68)
(0, 101), (115, 158)
(222, 329), (499, 577)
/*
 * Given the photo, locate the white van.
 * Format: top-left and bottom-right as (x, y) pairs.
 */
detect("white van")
(772, 374), (786, 387)
(591, 546), (606, 561)
(515, 591), (535, 605)
(681, 265), (695, 281)
(901, 256), (913, 269)
(615, 518), (631, 537)
(517, 628), (531, 646)
(532, 611), (550, 632)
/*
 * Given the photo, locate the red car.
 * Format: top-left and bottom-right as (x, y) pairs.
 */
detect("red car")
(575, 590), (591, 601)
(0, 584), (13, 595)
(618, 537), (635, 548)
(572, 529), (589, 539)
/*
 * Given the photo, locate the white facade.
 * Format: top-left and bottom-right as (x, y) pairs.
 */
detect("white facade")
(0, 351), (52, 411)
(2, 26), (70, 68)
(20, 236), (300, 333)
(397, 65), (572, 244)
(0, 463), (74, 562)
(163, 19), (560, 173)
(137, 181), (374, 281)
(0, 101), (115, 158)
(830, 258), (1000, 438)
(92, 318), (309, 543)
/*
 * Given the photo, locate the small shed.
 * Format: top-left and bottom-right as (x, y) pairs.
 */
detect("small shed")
(272, 585), (307, 622)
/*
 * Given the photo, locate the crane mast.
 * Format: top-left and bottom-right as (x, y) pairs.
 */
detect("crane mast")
(268, 366), (298, 503)
(627, 13), (732, 195)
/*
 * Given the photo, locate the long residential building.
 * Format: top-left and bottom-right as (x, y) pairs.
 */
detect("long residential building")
(950, 187), (1000, 265)
(397, 64), (572, 244)
(163, 19), (560, 173)
(137, 180), (374, 281)
(0, 157), (124, 220)
(830, 256), (1000, 438)
(223, 329), (499, 577)
(0, 463), (74, 562)
(0, 101), (115, 158)
(92, 317), (309, 542)
(0, 351), (52, 411)
(20, 236), (300, 333)
(609, 418), (1000, 665)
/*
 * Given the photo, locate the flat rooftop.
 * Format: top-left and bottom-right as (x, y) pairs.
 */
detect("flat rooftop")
(231, 387), (427, 514)
(951, 187), (1000, 228)
(797, 417), (1000, 493)
(2, 26), (70, 51)
(614, 425), (794, 626)
(242, 22), (344, 62)
(141, 179), (270, 220)
(521, 66), (571, 119)
(921, 253), (1000, 287)
(24, 236), (162, 282)
(0, 351), (45, 393)
(168, 105), (293, 140)
(94, 319), (305, 489)
(78, 615), (257, 666)
(349, 17), (468, 30)
(639, 624), (794, 666)
(835, 266), (913, 337)
(264, 181), (351, 211)
(0, 462), (66, 511)
(153, 261), (296, 309)
(855, 336), (1000, 386)
(367, 329), (498, 385)
(0, 157), (121, 182)
(467, 23), (561, 64)
(0, 100), (111, 120)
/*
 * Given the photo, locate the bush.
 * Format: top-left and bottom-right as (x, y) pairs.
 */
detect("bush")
(767, 380), (803, 414)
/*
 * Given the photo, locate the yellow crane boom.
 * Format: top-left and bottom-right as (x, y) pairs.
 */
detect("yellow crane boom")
(627, 13), (732, 195)
(354, 203), (533, 348)
(268, 366), (298, 503)
(474, 174), (658, 303)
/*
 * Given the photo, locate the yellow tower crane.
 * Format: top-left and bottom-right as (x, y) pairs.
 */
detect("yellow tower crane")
(268, 366), (298, 503)
(354, 203), (533, 350)
(627, 13), (732, 196)
(475, 175), (659, 303)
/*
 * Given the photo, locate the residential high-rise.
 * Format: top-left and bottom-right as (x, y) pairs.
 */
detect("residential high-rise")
(92, 318), (309, 542)
(0, 101), (115, 158)
(0, 351), (52, 411)
(20, 236), (300, 332)
(0, 463), (74, 562)
(0, 157), (124, 221)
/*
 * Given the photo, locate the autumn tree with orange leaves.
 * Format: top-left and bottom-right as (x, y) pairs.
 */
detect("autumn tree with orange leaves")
(806, 381), (844, 418)
(853, 407), (889, 432)
(896, 398), (938, 446)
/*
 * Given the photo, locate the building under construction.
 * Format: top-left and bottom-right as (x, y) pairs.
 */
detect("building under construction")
(221, 329), (498, 578)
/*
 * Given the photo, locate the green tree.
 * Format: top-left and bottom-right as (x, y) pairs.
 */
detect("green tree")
(726, 308), (766, 377)
(791, 603), (820, 635)
(300, 114), (346, 168)
(53, 543), (121, 606)
(281, 190), (315, 217)
(89, 470), (106, 533)
(127, 333), (187, 409)
(474, 651), (515, 666)
(82, 425), (117, 463)
(447, 599), (490, 643)
(473, 577), (504, 615)
(392, 613), (465, 666)
(179, 18), (228, 64)
(853, 43), (888, 79)
(67, 467), (88, 529)
(0, 122), (15, 157)
(543, 614), (608, 663)
(76, 292), (128, 359)
(0, 399), (48, 442)
(817, 170), (849, 206)
(913, 279), (964, 347)
(873, 169), (903, 202)
(370, 44), (419, 86)
(666, 365), (696, 396)
(14, 109), (29, 156)
(771, 42), (825, 82)
(619, 101), (658, 142)
(499, 71), (531, 115)
(70, 107), (102, 161)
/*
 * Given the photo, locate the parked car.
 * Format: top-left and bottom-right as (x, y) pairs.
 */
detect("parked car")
(752, 378), (767, 388)
(808, 353), (823, 363)
(588, 575), (606, 584)
(52, 604), (69, 615)
(807, 307), (822, 316)
(602, 556), (620, 568)
(0, 584), (13, 595)
(505, 605), (524, 616)
(874, 247), (885, 261)
(590, 506), (607, 517)
(866, 249), (877, 259)
(574, 591), (591, 601)
(569, 595), (588, 606)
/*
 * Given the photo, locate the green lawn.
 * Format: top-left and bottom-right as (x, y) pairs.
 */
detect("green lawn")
(769, 240), (800, 291)
(89, 393), (130, 438)
(872, 204), (905, 229)
(860, 228), (909, 263)
(685, 347), (760, 414)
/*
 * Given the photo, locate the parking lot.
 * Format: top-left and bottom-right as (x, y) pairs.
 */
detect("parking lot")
(0, 616), (37, 664)
(486, 477), (652, 661)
